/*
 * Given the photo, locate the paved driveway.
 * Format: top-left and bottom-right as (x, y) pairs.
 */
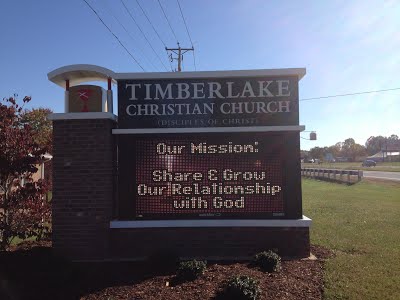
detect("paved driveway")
(363, 171), (400, 181)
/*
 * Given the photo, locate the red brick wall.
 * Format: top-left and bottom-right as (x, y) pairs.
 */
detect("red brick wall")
(52, 118), (116, 260)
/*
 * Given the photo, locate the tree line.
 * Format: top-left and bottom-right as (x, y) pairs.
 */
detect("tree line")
(304, 135), (399, 162)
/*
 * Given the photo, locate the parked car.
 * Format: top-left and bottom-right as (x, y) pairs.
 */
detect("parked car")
(362, 160), (376, 167)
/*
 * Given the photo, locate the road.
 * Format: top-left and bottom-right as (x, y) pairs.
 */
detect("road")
(363, 171), (400, 181)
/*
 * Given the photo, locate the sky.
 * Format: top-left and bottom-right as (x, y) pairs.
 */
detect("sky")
(1, 0), (399, 150)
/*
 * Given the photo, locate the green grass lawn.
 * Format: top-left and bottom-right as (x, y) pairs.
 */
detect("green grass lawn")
(302, 161), (400, 172)
(303, 178), (400, 299)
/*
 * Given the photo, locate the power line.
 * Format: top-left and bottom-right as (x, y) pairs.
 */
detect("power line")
(176, 0), (196, 70)
(176, 0), (193, 46)
(120, 0), (169, 71)
(135, 0), (173, 71)
(300, 87), (400, 102)
(135, 0), (167, 47)
(101, 0), (159, 71)
(82, 0), (145, 71)
(157, 0), (179, 43)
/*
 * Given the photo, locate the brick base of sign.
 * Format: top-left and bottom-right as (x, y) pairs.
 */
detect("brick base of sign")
(109, 227), (310, 260)
(50, 115), (117, 261)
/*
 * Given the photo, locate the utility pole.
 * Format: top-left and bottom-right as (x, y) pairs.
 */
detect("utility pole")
(166, 43), (194, 72)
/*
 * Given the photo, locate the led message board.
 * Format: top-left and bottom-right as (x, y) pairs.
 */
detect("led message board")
(118, 132), (302, 219)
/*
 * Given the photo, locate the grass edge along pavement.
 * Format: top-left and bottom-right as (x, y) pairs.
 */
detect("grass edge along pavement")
(303, 178), (400, 300)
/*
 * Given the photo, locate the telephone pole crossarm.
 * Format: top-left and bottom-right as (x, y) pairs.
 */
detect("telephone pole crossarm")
(165, 44), (194, 72)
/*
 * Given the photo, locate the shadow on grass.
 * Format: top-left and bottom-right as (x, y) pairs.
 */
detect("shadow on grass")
(0, 246), (177, 300)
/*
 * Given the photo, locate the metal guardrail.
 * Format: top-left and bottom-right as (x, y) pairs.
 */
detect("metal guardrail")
(301, 168), (363, 184)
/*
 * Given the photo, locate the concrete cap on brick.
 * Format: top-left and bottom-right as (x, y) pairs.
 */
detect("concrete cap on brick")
(48, 64), (117, 88)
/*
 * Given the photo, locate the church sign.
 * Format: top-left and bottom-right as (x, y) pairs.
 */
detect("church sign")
(116, 72), (303, 220)
(48, 65), (311, 260)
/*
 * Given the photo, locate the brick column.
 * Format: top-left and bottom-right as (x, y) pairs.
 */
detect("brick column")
(50, 113), (117, 261)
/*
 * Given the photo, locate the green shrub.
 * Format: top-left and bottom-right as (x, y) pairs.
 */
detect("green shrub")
(218, 275), (260, 300)
(253, 250), (281, 272)
(176, 259), (207, 281)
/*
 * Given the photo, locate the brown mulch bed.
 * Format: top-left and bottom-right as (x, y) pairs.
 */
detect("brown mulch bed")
(0, 242), (332, 300)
